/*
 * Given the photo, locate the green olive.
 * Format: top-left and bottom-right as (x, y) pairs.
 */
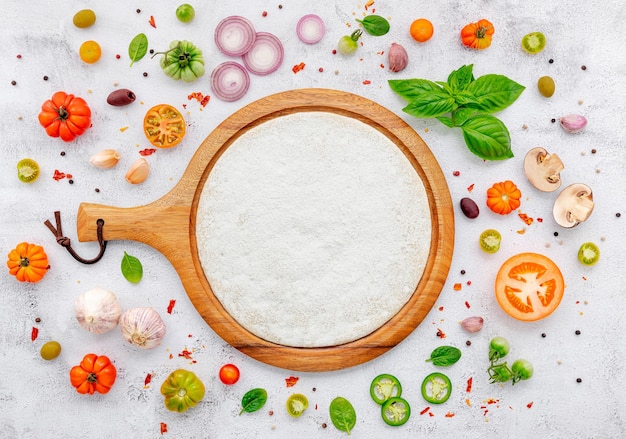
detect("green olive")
(40, 341), (62, 360)
(73, 9), (96, 28)
(537, 76), (555, 98)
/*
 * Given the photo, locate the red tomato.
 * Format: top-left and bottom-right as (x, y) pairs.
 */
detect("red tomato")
(495, 252), (565, 321)
(219, 364), (240, 385)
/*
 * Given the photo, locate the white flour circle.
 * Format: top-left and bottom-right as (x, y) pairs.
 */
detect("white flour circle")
(196, 112), (431, 347)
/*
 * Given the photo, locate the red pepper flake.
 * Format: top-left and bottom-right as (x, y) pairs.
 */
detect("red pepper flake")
(527, 402), (534, 409)
(362, 80), (371, 85)
(429, 412), (434, 417)
(187, 92), (211, 107)
(364, 0), (374, 10)
(465, 301), (471, 309)
(178, 349), (193, 360)
(420, 406), (430, 415)
(315, 404), (318, 410)
(467, 183), (475, 192)
(160, 422), (167, 435)
(169, 353), (173, 359)
(537, 217), (543, 222)
(379, 63), (385, 69)
(486, 398), (499, 405)
(436, 328), (446, 339)
(285, 376), (299, 387)
(31, 326), (39, 341)
(139, 148), (157, 156)
(466, 377), (473, 392)
(167, 299), (176, 314)
(148, 15), (156, 28)
(518, 212), (534, 225)
(144, 373), (152, 386)
(445, 412), (455, 418)
(465, 398), (471, 406)
(66, 174), (73, 179)
(438, 306), (444, 311)
(292, 62), (306, 74)
(453, 283), (462, 291)
(53, 169), (66, 181)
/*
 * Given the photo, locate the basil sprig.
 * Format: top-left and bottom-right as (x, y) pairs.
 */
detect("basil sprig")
(389, 64), (525, 160)
(128, 33), (148, 67)
(356, 15), (390, 36)
(121, 251), (143, 283)
(426, 345), (462, 367)
(239, 388), (268, 415)
(329, 397), (357, 435)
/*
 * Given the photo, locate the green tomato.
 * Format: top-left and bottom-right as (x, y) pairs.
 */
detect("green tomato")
(578, 242), (600, 266)
(176, 4), (195, 23)
(337, 30), (362, 55)
(158, 40), (205, 82)
(488, 363), (512, 383)
(160, 369), (205, 412)
(489, 336), (510, 362)
(511, 359), (534, 384)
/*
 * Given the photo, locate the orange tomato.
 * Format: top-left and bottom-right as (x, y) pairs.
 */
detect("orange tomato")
(486, 180), (521, 215)
(79, 40), (102, 64)
(38, 91), (92, 142)
(495, 253), (565, 321)
(69, 354), (117, 395)
(461, 19), (494, 50)
(6, 242), (49, 283)
(410, 18), (434, 43)
(143, 104), (186, 148)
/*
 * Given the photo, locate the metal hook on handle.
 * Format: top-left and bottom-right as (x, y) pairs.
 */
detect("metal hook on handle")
(44, 211), (107, 264)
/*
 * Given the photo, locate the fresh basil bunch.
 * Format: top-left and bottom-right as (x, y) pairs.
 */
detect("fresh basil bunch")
(389, 64), (525, 161)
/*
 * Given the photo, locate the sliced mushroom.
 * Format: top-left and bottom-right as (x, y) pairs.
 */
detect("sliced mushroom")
(524, 147), (564, 192)
(553, 183), (594, 228)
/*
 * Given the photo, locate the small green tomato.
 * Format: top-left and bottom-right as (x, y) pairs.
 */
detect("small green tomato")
(176, 4), (195, 23)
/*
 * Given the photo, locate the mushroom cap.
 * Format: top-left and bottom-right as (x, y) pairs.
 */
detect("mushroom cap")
(524, 147), (563, 192)
(553, 183), (594, 228)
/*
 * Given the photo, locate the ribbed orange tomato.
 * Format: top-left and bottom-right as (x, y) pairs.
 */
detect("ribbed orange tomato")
(70, 354), (117, 395)
(38, 91), (92, 142)
(461, 19), (494, 50)
(6, 242), (49, 283)
(486, 180), (521, 215)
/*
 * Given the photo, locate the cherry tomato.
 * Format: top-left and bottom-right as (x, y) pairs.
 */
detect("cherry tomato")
(219, 363), (240, 385)
(421, 372), (450, 404)
(489, 336), (510, 362)
(370, 374), (402, 405)
(495, 252), (565, 321)
(176, 4), (195, 23)
(286, 393), (308, 417)
(479, 229), (501, 253)
(79, 40), (102, 64)
(578, 242), (600, 266)
(511, 359), (534, 384)
(143, 104), (186, 148)
(381, 397), (411, 426)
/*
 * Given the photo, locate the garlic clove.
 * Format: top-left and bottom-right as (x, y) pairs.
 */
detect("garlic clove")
(388, 42), (409, 73)
(559, 114), (587, 133)
(74, 287), (122, 334)
(460, 316), (484, 333)
(120, 307), (167, 349)
(125, 157), (150, 184)
(89, 149), (121, 169)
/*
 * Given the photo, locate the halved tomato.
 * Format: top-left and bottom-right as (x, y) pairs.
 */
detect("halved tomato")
(143, 104), (186, 148)
(495, 252), (565, 321)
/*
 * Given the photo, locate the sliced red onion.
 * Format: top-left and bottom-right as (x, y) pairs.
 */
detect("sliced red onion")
(210, 61), (250, 102)
(214, 16), (257, 57)
(296, 14), (325, 44)
(241, 32), (284, 76)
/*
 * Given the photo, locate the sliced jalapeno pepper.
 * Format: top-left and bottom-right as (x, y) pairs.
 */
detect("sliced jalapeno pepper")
(370, 373), (402, 405)
(381, 397), (411, 426)
(421, 372), (451, 404)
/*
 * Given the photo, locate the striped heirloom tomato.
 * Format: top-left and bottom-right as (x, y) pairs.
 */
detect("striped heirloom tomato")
(38, 91), (91, 142)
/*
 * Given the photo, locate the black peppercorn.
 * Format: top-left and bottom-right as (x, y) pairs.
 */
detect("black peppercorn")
(575, 330), (581, 335)
(581, 65), (587, 70)
(60, 151), (66, 156)
(68, 179), (74, 184)
(549, 59), (554, 64)
(35, 317), (41, 323)
(576, 378), (582, 383)
(136, 8), (141, 13)
(466, 340), (471, 346)
(11, 80), (16, 85)
(143, 72), (148, 77)
(551, 118), (556, 123)
(460, 270), (466, 275)
(43, 75), (49, 81)
(541, 333), (546, 338)
(553, 232), (559, 237)
(616, 213), (622, 218)
(95, 188), (100, 193)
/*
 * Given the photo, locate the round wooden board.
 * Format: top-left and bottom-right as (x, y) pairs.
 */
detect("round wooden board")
(77, 89), (454, 372)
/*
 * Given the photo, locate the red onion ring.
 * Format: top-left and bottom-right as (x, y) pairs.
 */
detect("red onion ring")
(296, 14), (325, 44)
(210, 62), (250, 102)
(241, 32), (284, 76)
(214, 16), (257, 57)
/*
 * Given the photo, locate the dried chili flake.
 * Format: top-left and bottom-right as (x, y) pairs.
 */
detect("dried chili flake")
(285, 376), (299, 387)
(526, 402), (534, 409)
(31, 326), (39, 341)
(420, 406), (430, 415)
(178, 349), (193, 360)
(169, 353), (173, 359)
(187, 92), (211, 107)
(53, 169), (66, 181)
(139, 148), (157, 156)
(486, 398), (499, 405)
(518, 212), (534, 225)
(379, 63), (385, 69)
(438, 306), (444, 311)
(465, 301), (471, 309)
(362, 79), (371, 85)
(120, 126), (129, 132)
(466, 398), (471, 406)
(364, 0), (375, 10)
(436, 328), (446, 338)
(144, 373), (152, 386)
(292, 62), (305, 74)
(537, 217), (543, 222)
(517, 228), (526, 234)
(148, 15), (156, 28)
(466, 377), (473, 392)
(160, 422), (168, 435)
(445, 412), (455, 418)
(167, 299), (176, 314)
(429, 412), (434, 417)
(66, 174), (73, 179)
(453, 283), (462, 291)
(467, 183), (475, 192)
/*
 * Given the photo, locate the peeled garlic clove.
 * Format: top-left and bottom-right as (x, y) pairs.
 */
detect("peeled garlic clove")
(388, 42), (409, 73)
(89, 149), (120, 169)
(460, 316), (484, 333)
(125, 157), (150, 184)
(74, 287), (122, 334)
(120, 307), (166, 349)
(559, 114), (587, 133)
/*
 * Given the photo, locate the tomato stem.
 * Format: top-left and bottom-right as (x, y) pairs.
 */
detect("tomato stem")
(151, 42), (182, 60)
(57, 106), (69, 121)
(87, 372), (98, 383)
(19, 256), (30, 267)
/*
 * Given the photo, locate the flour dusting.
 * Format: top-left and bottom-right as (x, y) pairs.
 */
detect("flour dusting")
(196, 112), (431, 347)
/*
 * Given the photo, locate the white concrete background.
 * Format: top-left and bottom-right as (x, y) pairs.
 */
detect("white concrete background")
(1, 1), (625, 438)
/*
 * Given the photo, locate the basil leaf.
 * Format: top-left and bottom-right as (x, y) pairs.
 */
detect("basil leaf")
(452, 107), (482, 126)
(239, 388), (268, 415)
(402, 90), (457, 118)
(426, 345), (462, 367)
(121, 251), (143, 283)
(461, 115), (514, 160)
(447, 64), (475, 92)
(128, 33), (148, 67)
(436, 116), (454, 128)
(453, 90), (480, 107)
(466, 74), (525, 113)
(388, 79), (441, 102)
(329, 397), (357, 435)
(356, 15), (390, 36)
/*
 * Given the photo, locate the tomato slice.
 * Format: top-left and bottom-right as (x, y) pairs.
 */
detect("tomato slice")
(421, 372), (450, 404)
(286, 393), (308, 418)
(370, 374), (402, 405)
(143, 104), (186, 148)
(495, 252), (565, 321)
(381, 397), (410, 426)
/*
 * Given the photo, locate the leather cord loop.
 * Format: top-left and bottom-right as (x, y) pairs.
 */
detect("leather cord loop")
(44, 211), (107, 264)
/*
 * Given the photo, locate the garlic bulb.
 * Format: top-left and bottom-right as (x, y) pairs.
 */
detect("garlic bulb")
(74, 287), (122, 334)
(120, 307), (166, 349)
